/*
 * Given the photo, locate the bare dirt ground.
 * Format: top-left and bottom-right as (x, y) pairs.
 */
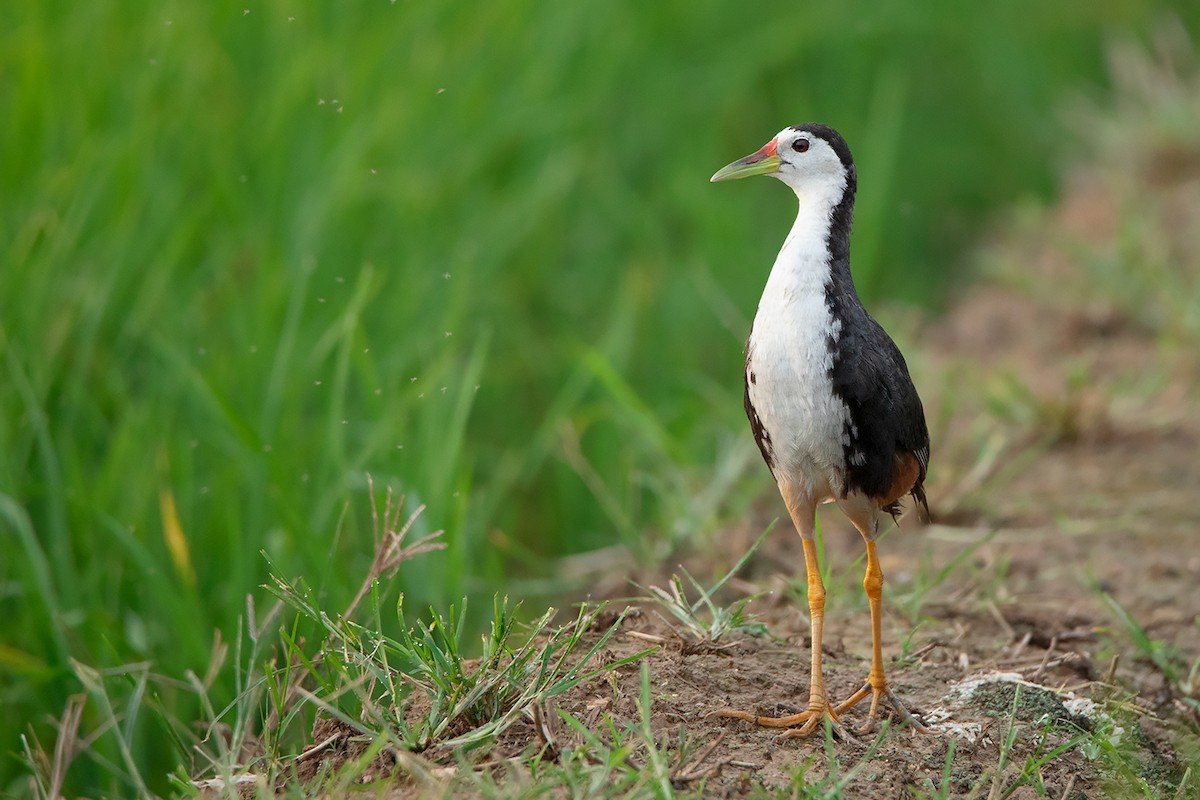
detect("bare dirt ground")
(283, 183), (1200, 797)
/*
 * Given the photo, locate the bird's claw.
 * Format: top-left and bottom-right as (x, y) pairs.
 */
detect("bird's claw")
(836, 681), (929, 735)
(717, 703), (858, 742)
(717, 681), (926, 742)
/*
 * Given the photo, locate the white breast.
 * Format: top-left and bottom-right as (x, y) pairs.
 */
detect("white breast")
(746, 208), (851, 501)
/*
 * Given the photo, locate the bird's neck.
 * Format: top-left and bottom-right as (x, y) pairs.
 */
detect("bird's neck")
(761, 184), (859, 312)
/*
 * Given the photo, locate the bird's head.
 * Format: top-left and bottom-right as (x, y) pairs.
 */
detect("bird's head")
(711, 123), (856, 201)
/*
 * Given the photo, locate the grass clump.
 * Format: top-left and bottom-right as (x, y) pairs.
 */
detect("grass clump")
(19, 492), (653, 798)
(970, 682), (1090, 731)
(267, 579), (644, 756)
(639, 522), (774, 643)
(453, 662), (734, 799)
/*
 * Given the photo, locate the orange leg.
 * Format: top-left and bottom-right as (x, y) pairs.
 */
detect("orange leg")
(834, 540), (927, 732)
(718, 530), (852, 739)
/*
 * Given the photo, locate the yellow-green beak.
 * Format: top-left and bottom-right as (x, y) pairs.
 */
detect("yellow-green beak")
(710, 138), (781, 182)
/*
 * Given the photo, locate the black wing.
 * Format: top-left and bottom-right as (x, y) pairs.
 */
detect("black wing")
(743, 348), (777, 476)
(830, 312), (930, 517)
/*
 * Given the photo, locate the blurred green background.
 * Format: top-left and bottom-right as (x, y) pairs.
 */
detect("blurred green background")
(2, 0), (1196, 793)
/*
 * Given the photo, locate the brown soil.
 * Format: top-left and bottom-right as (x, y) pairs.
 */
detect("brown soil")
(275, 186), (1200, 797)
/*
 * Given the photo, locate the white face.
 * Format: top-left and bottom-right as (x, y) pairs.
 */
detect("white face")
(769, 127), (848, 194)
(711, 124), (854, 209)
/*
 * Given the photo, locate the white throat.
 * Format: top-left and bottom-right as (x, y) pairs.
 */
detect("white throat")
(756, 176), (846, 333)
(745, 182), (852, 500)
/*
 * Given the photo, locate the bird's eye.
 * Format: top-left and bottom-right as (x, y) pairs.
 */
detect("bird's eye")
(792, 138), (810, 153)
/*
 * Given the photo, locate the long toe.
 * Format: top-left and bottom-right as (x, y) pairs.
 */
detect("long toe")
(880, 686), (928, 733)
(717, 703), (856, 741)
(837, 682), (928, 734)
(776, 711), (858, 743)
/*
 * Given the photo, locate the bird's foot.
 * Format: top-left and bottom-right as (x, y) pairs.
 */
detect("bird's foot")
(835, 680), (928, 735)
(717, 702), (858, 742)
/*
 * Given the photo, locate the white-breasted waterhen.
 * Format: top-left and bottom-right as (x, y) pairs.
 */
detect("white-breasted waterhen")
(711, 123), (930, 738)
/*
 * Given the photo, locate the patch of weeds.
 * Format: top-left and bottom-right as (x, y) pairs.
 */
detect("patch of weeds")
(1075, 592), (1200, 798)
(1080, 713), (1198, 800)
(972, 682), (1091, 731)
(453, 661), (720, 799)
(745, 723), (889, 799)
(911, 737), (959, 800)
(267, 576), (651, 758)
(1101, 591), (1200, 717)
(1001, 723), (1091, 799)
(916, 683), (1095, 799)
(974, 693), (1092, 800)
(21, 595), (293, 800)
(20, 488), (657, 798)
(639, 523), (774, 642)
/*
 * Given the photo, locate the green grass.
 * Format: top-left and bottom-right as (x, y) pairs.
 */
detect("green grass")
(637, 521), (774, 642)
(20, 529), (655, 799)
(17, 515), (1199, 799)
(3, 1), (1199, 794)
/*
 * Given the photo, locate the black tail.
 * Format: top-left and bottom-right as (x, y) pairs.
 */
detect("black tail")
(912, 483), (931, 524)
(884, 483), (930, 525)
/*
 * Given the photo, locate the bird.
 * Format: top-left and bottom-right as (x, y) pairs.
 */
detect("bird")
(710, 123), (930, 738)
